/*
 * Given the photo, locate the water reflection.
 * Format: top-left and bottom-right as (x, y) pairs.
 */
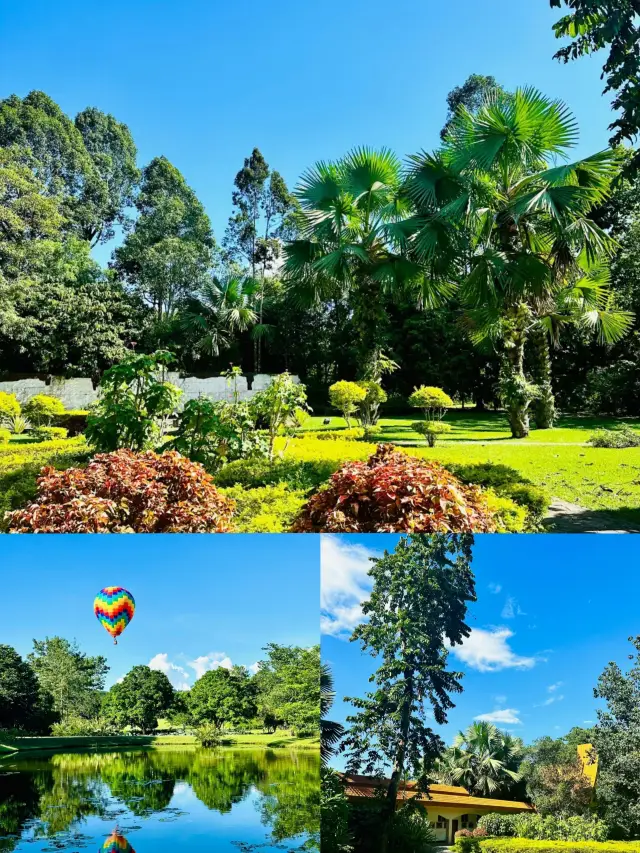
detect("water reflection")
(102, 828), (135, 852)
(0, 748), (319, 852)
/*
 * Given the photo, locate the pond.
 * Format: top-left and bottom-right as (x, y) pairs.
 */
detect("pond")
(0, 747), (319, 852)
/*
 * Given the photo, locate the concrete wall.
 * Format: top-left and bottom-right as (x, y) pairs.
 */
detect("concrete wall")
(0, 373), (299, 409)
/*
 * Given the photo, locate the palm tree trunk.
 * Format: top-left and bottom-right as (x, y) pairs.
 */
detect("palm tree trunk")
(530, 325), (556, 429)
(500, 314), (533, 439)
(352, 278), (388, 379)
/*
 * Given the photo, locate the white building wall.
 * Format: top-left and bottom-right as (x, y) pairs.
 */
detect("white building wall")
(0, 374), (300, 409)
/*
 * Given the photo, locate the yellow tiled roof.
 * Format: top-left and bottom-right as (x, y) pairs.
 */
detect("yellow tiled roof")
(342, 776), (534, 812)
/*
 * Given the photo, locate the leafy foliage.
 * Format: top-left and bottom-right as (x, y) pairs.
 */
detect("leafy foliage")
(435, 721), (524, 796)
(86, 350), (182, 451)
(0, 644), (55, 732)
(588, 427), (640, 448)
(6, 449), (235, 533)
(187, 666), (257, 728)
(329, 381), (368, 428)
(23, 394), (65, 426)
(293, 444), (500, 532)
(408, 386), (453, 419)
(253, 644), (320, 736)
(476, 841), (634, 853)
(0, 392), (20, 424)
(104, 665), (175, 733)
(321, 767), (353, 853)
(252, 372), (310, 458)
(477, 814), (609, 843)
(220, 482), (306, 532)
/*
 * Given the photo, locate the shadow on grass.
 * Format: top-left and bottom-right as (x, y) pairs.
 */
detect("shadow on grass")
(544, 504), (640, 533)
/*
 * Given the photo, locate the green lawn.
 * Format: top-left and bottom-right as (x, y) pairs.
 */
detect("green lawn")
(303, 411), (640, 444)
(0, 732), (319, 754)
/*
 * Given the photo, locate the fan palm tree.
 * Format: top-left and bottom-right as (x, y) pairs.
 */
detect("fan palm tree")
(181, 274), (259, 358)
(284, 147), (446, 377)
(434, 721), (524, 797)
(404, 88), (632, 437)
(321, 663), (345, 765)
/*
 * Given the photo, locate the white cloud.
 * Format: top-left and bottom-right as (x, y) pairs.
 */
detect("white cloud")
(451, 627), (538, 672)
(501, 597), (526, 619)
(494, 694), (507, 704)
(475, 708), (522, 725)
(321, 536), (377, 637)
(248, 661), (260, 675)
(488, 583), (502, 595)
(188, 652), (233, 680)
(537, 682), (565, 707)
(148, 653), (191, 691)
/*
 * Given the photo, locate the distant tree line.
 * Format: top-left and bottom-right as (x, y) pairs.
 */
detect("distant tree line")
(0, 638), (320, 738)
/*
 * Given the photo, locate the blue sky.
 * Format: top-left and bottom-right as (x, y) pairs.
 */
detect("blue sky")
(1, 535), (319, 689)
(0, 0), (615, 264)
(322, 534), (637, 768)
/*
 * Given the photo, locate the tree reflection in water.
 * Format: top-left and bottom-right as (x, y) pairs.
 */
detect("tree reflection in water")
(0, 748), (319, 852)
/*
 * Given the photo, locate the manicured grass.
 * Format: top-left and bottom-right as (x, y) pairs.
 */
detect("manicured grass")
(302, 412), (640, 445)
(0, 732), (319, 755)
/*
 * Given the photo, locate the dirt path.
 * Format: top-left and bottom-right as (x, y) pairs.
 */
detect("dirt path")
(544, 498), (640, 533)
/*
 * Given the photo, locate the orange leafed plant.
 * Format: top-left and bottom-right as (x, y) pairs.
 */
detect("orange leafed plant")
(7, 450), (235, 533)
(292, 444), (498, 533)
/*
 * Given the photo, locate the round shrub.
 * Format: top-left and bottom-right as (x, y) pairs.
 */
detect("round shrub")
(412, 420), (453, 446)
(23, 394), (66, 426)
(408, 385), (453, 417)
(292, 444), (499, 533)
(478, 814), (518, 837)
(0, 428), (10, 444)
(7, 450), (235, 533)
(0, 392), (20, 424)
(31, 426), (68, 442)
(308, 428), (365, 441)
(328, 380), (367, 427)
(220, 482), (307, 532)
(56, 410), (89, 436)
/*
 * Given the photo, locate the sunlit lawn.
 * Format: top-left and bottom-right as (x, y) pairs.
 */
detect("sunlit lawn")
(302, 411), (640, 445)
(298, 412), (640, 520)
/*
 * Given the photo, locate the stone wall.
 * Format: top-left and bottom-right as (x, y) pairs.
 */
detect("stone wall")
(0, 373), (299, 409)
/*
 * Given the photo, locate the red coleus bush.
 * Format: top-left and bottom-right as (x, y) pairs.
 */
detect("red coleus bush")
(292, 444), (497, 533)
(7, 450), (235, 533)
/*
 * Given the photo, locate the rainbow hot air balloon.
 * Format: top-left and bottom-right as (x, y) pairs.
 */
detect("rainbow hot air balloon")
(94, 587), (135, 645)
(101, 829), (135, 853)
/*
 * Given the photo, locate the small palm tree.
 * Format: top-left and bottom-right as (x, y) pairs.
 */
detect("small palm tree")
(321, 663), (345, 765)
(284, 147), (436, 377)
(405, 88), (632, 437)
(182, 274), (258, 357)
(435, 721), (524, 797)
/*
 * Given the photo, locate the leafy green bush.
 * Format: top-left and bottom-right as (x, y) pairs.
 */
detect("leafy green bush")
(51, 715), (112, 736)
(32, 426), (68, 442)
(56, 410), (89, 436)
(0, 391), (20, 424)
(86, 350), (182, 452)
(456, 835), (482, 853)
(0, 437), (90, 531)
(477, 814), (610, 843)
(0, 428), (10, 444)
(477, 841), (636, 853)
(215, 456), (331, 491)
(446, 462), (549, 527)
(195, 721), (222, 747)
(170, 396), (268, 472)
(412, 419), (453, 446)
(307, 428), (365, 441)
(329, 380), (367, 427)
(485, 491), (528, 532)
(589, 427), (640, 449)
(220, 483), (307, 532)
(356, 380), (388, 427)
(23, 394), (66, 426)
(408, 385), (453, 419)
(252, 372), (310, 458)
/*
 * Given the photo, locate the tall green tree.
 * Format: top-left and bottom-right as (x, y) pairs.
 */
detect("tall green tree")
(0, 91), (107, 241)
(187, 666), (257, 728)
(522, 726), (595, 816)
(550, 0), (640, 172)
(114, 156), (215, 323)
(440, 74), (506, 139)
(254, 644), (321, 736)
(285, 147), (429, 377)
(74, 106), (140, 245)
(592, 634), (640, 838)
(181, 274), (258, 358)
(103, 665), (175, 733)
(405, 88), (632, 436)
(340, 533), (476, 853)
(0, 644), (55, 732)
(28, 637), (108, 721)
(224, 149), (296, 371)
(435, 721), (524, 797)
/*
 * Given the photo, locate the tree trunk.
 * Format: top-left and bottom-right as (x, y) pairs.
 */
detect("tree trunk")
(530, 326), (556, 429)
(352, 278), (388, 379)
(379, 668), (413, 853)
(501, 330), (531, 439)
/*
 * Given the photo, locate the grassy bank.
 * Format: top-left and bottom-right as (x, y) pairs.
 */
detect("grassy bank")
(0, 732), (319, 755)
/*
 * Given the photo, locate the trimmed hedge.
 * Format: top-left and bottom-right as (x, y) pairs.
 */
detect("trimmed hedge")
(220, 482), (307, 532)
(0, 437), (90, 531)
(478, 841), (640, 853)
